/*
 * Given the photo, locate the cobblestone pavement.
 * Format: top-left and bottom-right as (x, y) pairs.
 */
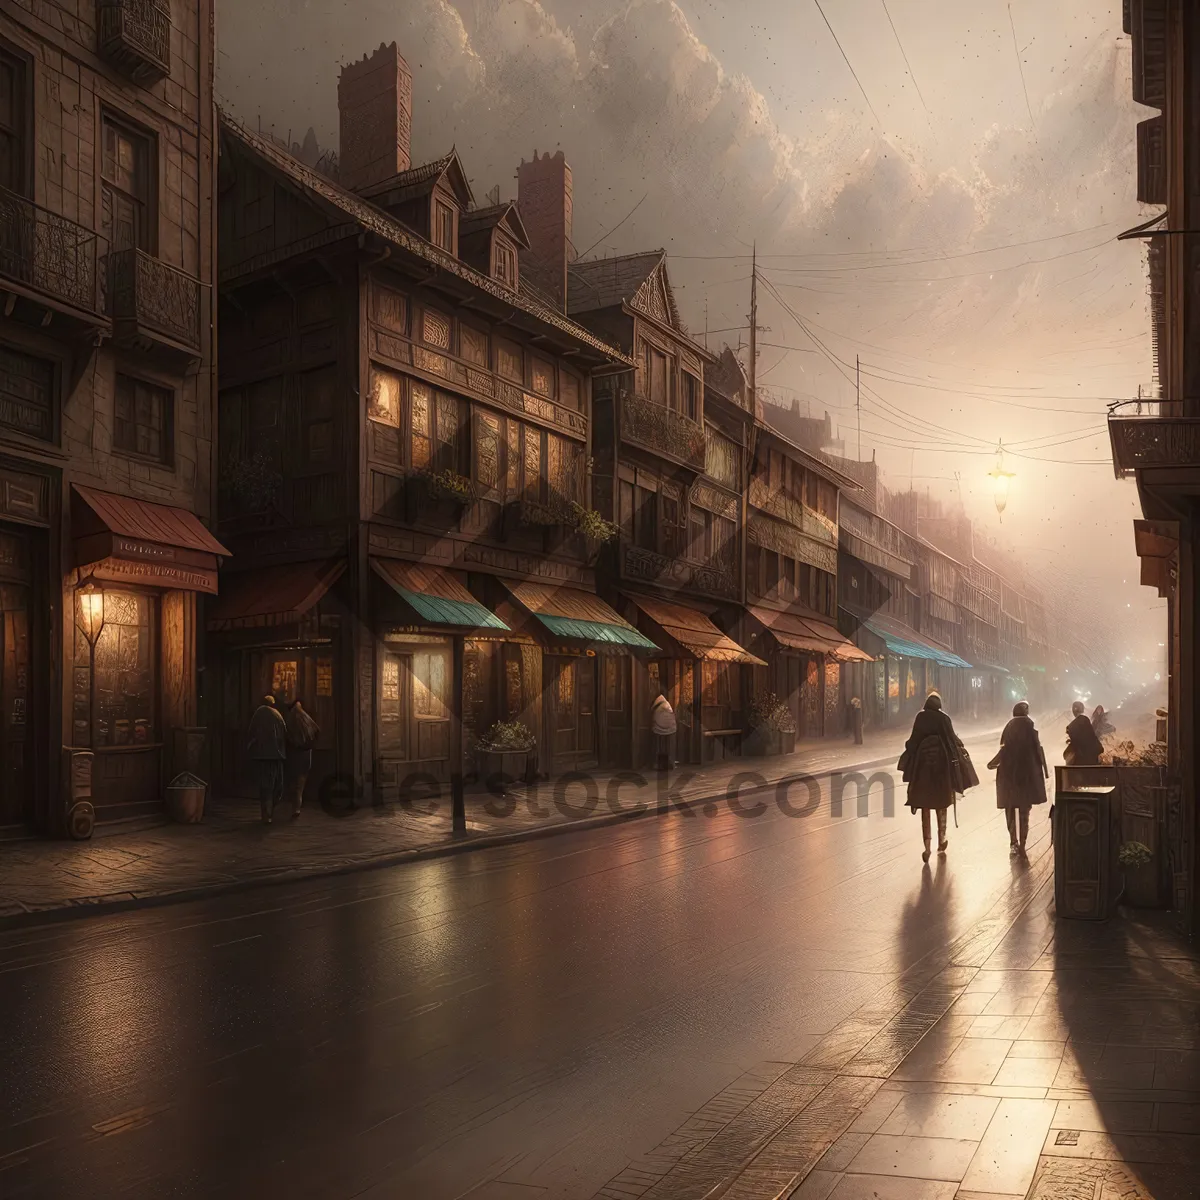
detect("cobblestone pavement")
(595, 847), (1200, 1200)
(1, 718), (1002, 924)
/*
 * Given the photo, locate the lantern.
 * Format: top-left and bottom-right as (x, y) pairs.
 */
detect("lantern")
(988, 442), (1016, 521)
(77, 577), (106, 645)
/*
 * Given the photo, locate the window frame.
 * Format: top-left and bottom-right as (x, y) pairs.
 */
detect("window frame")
(99, 108), (157, 254)
(0, 40), (32, 198)
(433, 200), (456, 253)
(0, 337), (59, 447)
(113, 372), (175, 466)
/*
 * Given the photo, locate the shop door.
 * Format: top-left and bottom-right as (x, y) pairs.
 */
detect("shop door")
(0, 582), (30, 825)
(547, 655), (597, 772)
(252, 649), (338, 802)
(670, 660), (695, 765)
(600, 654), (630, 769)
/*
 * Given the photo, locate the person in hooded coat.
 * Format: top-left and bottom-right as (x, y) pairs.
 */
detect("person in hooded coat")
(1065, 700), (1104, 766)
(650, 691), (677, 773)
(247, 695), (287, 824)
(988, 701), (1048, 855)
(284, 699), (321, 818)
(899, 692), (975, 863)
(1091, 705), (1115, 739)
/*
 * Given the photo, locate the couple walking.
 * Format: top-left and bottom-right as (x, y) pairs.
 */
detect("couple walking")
(247, 695), (321, 824)
(900, 693), (1048, 862)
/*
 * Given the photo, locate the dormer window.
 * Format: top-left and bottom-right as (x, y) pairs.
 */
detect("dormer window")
(433, 200), (456, 253)
(494, 239), (517, 290)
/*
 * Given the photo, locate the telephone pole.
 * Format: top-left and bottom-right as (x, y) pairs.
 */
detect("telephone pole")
(748, 243), (758, 409)
(856, 354), (862, 460)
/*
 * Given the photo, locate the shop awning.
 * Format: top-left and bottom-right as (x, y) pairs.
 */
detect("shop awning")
(628, 595), (765, 665)
(372, 559), (509, 631)
(505, 581), (657, 651)
(207, 559), (346, 631)
(748, 604), (875, 664)
(72, 485), (230, 594)
(861, 615), (972, 669)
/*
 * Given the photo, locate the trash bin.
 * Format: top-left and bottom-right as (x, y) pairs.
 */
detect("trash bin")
(1054, 782), (1118, 920)
(166, 772), (207, 824)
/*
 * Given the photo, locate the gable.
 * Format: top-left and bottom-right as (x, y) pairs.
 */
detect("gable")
(631, 262), (680, 330)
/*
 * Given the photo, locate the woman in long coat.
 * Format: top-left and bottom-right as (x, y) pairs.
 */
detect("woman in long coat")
(988, 701), (1048, 855)
(899, 692), (975, 863)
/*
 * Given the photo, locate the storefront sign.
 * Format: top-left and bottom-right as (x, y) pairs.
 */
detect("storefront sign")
(91, 557), (219, 594)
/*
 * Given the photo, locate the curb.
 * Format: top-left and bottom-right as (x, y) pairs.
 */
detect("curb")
(0, 748), (912, 932)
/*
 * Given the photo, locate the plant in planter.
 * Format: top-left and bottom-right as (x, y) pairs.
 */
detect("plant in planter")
(425, 468), (475, 505)
(569, 503), (620, 543)
(746, 693), (797, 756)
(1117, 839), (1155, 907)
(475, 720), (536, 787)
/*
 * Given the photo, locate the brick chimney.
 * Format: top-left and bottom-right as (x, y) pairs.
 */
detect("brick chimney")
(338, 43), (412, 193)
(517, 150), (573, 311)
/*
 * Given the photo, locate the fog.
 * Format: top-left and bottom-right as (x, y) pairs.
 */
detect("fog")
(217, 0), (1166, 677)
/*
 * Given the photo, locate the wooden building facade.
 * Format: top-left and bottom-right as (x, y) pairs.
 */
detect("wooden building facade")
(0, 0), (220, 836)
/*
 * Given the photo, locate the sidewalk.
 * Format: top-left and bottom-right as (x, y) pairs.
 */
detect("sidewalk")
(598, 840), (1200, 1200)
(0, 717), (1006, 925)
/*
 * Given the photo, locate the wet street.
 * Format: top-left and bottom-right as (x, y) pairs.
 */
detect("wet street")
(0, 729), (1059, 1199)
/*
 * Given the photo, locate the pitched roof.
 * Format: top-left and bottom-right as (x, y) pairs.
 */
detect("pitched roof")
(459, 202), (531, 249)
(568, 250), (685, 331)
(359, 149), (474, 209)
(218, 113), (631, 365)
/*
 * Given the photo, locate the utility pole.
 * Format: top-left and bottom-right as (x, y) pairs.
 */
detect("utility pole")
(748, 243), (758, 410)
(856, 354), (862, 461)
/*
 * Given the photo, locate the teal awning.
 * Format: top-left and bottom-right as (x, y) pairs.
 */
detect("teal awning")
(372, 559), (509, 631)
(507, 581), (658, 651)
(862, 617), (972, 670)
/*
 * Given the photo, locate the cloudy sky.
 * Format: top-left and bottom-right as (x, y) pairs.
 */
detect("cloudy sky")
(217, 0), (1165, 677)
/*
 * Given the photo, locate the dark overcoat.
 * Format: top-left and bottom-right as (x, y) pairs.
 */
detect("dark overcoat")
(900, 708), (969, 812)
(990, 715), (1049, 809)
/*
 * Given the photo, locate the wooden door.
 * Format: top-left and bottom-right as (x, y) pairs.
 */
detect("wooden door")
(0, 590), (29, 825)
(600, 654), (630, 769)
(548, 655), (586, 772)
(577, 655), (597, 767)
(672, 660), (695, 765)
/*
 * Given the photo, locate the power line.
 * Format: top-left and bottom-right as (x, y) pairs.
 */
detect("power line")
(1008, 3), (1036, 130)
(812, 0), (881, 125)
(881, 0), (931, 118)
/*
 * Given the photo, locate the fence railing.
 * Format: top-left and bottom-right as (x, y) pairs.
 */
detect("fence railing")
(0, 186), (100, 314)
(108, 247), (201, 351)
(98, 0), (171, 83)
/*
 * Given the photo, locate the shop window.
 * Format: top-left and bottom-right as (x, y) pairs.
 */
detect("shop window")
(413, 649), (448, 719)
(0, 48), (28, 195)
(114, 374), (172, 464)
(557, 660), (575, 709)
(82, 590), (157, 748)
(271, 659), (298, 703)
(101, 112), (154, 252)
(531, 357), (555, 399)
(379, 653), (406, 755)
(368, 365), (402, 427)
(461, 324), (488, 366)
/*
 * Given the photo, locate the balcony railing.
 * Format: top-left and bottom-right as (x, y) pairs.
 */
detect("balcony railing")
(1109, 404), (1200, 479)
(108, 248), (201, 354)
(98, 0), (171, 85)
(620, 392), (706, 470)
(0, 186), (100, 315)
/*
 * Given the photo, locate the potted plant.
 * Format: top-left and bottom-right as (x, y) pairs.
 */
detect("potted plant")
(475, 720), (536, 787)
(426, 468), (475, 506)
(569, 503), (620, 543)
(746, 694), (797, 757)
(1117, 840), (1156, 908)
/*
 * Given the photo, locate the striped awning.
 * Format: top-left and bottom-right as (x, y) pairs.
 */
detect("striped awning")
(628, 595), (764, 665)
(748, 605), (875, 664)
(372, 559), (509, 631)
(505, 581), (657, 651)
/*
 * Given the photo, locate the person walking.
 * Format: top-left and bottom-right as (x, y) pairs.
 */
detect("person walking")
(284, 699), (321, 818)
(651, 691), (677, 773)
(247, 694), (287, 825)
(1065, 700), (1104, 766)
(899, 692), (976, 863)
(849, 696), (864, 745)
(988, 701), (1049, 855)
(1091, 705), (1115, 739)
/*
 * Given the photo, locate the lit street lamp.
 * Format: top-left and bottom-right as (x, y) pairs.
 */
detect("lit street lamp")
(76, 577), (106, 746)
(988, 441), (1016, 521)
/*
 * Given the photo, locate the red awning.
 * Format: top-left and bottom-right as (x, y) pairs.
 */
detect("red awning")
(627, 594), (764, 665)
(72, 485), (229, 594)
(207, 559), (346, 630)
(748, 604), (875, 664)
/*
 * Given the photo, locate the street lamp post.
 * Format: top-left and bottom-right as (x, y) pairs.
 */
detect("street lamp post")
(76, 577), (106, 746)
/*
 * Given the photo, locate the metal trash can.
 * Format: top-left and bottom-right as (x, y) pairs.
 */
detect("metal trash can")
(1054, 781), (1118, 920)
(166, 771), (207, 824)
